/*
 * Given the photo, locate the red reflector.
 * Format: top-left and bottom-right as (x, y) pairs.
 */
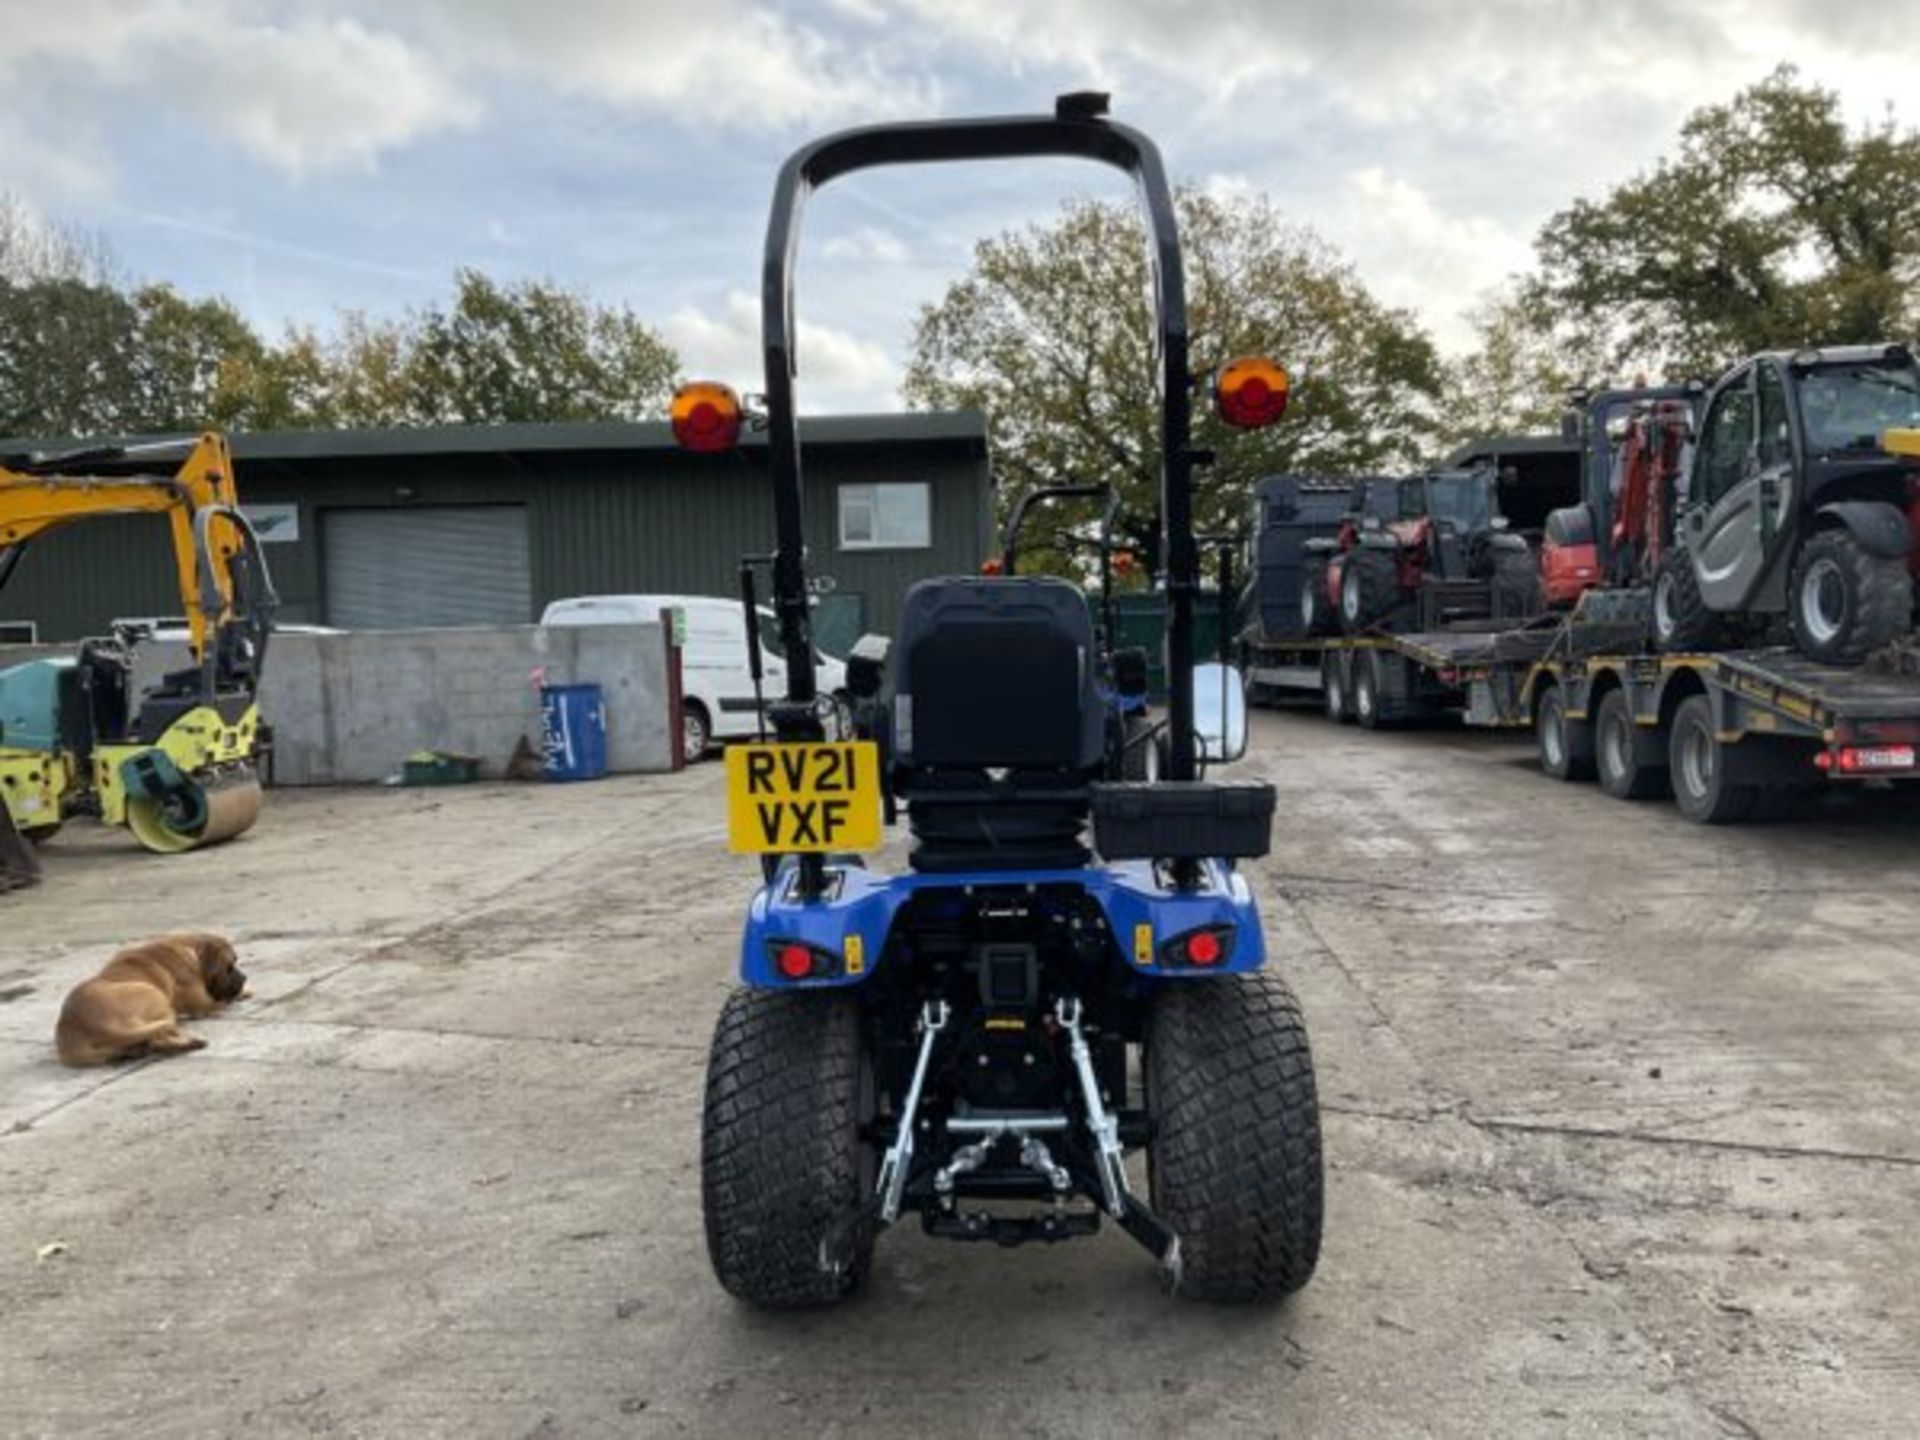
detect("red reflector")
(776, 943), (814, 979)
(1185, 930), (1223, 966)
(1838, 744), (1915, 773)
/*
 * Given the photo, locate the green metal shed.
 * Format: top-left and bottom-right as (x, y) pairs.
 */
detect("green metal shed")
(0, 412), (992, 648)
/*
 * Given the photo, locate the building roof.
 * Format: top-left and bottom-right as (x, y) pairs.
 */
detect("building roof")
(0, 409), (990, 468)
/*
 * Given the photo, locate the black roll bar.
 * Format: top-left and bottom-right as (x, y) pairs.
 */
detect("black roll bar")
(759, 93), (1204, 778)
(1002, 482), (1123, 652)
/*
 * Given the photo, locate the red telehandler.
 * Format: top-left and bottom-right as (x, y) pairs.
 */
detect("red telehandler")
(1541, 391), (1697, 606)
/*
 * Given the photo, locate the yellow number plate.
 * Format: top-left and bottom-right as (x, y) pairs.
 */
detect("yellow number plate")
(725, 741), (883, 854)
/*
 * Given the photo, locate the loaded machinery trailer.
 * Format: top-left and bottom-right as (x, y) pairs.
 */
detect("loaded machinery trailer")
(1245, 593), (1920, 824)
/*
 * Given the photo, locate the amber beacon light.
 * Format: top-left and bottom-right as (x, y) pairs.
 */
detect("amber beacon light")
(1213, 356), (1291, 429)
(670, 381), (745, 453)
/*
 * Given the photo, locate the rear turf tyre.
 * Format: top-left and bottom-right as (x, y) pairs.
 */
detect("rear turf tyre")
(1668, 694), (1755, 824)
(1594, 688), (1669, 800)
(1535, 684), (1594, 782)
(1652, 551), (1723, 652)
(1339, 549), (1399, 635)
(702, 988), (874, 1308)
(1147, 971), (1322, 1303)
(1787, 530), (1912, 665)
(1321, 651), (1352, 724)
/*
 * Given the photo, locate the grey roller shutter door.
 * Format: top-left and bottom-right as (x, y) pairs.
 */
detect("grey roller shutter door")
(324, 506), (532, 630)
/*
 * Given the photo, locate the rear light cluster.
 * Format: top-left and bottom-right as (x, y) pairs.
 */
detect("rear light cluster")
(768, 940), (843, 981)
(1158, 924), (1234, 970)
(1817, 744), (1917, 774)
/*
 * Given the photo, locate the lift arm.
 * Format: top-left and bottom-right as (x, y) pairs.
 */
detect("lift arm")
(0, 433), (268, 662)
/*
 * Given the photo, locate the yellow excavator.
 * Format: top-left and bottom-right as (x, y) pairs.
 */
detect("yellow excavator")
(0, 432), (275, 890)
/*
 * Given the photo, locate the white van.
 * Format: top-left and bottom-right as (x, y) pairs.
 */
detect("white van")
(540, 594), (849, 763)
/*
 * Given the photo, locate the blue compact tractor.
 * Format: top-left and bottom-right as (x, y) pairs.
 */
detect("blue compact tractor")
(684, 94), (1322, 1306)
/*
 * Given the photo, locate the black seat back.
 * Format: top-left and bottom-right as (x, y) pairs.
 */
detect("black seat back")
(889, 577), (1104, 872)
(892, 577), (1104, 773)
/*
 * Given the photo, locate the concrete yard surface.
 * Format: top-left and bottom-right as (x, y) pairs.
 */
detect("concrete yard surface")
(4, 709), (1919, 1437)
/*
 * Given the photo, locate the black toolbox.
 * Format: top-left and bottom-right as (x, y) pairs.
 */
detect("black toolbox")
(1090, 781), (1277, 861)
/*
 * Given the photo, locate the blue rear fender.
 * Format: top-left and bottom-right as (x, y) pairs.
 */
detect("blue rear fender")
(738, 858), (1267, 988)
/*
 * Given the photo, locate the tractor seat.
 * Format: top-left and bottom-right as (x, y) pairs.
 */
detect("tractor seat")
(889, 576), (1105, 872)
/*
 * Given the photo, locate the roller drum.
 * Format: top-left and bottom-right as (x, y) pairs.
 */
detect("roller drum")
(126, 766), (263, 854)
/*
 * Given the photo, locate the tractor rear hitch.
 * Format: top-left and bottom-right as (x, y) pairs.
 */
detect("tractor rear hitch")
(924, 1208), (1099, 1247)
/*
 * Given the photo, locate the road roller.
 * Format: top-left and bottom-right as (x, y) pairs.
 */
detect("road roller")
(0, 432), (275, 884)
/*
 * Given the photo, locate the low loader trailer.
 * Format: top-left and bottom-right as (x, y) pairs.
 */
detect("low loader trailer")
(1245, 593), (1920, 823)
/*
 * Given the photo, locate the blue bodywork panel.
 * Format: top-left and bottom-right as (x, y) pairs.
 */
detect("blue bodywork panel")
(739, 856), (1266, 988)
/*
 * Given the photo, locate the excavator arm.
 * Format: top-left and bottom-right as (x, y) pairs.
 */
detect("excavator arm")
(0, 433), (260, 661)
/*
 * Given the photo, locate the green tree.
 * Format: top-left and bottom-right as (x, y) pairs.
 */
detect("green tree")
(0, 279), (143, 436)
(0, 277), (290, 436)
(1441, 286), (1623, 446)
(227, 328), (340, 431)
(905, 191), (1442, 571)
(1533, 66), (1920, 377)
(316, 312), (414, 428)
(398, 270), (680, 424)
(127, 284), (274, 431)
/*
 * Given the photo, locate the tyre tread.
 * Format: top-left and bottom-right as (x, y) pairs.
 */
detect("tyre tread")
(1148, 971), (1323, 1302)
(702, 988), (870, 1308)
(1789, 530), (1913, 665)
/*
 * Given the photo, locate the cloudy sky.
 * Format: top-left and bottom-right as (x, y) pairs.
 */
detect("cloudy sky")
(1, 1), (1912, 411)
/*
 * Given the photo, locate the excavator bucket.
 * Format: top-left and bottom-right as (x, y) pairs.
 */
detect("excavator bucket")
(0, 804), (41, 892)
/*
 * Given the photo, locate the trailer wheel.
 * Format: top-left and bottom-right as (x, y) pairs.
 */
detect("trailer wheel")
(1321, 651), (1352, 724)
(1594, 689), (1668, 800)
(1339, 549), (1399, 634)
(1535, 684), (1594, 782)
(1787, 530), (1912, 665)
(1652, 552), (1723, 652)
(1352, 651), (1384, 730)
(1147, 970), (1322, 1302)
(1668, 695), (1757, 824)
(703, 987), (875, 1308)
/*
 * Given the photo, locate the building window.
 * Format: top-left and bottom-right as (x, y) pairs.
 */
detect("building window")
(839, 483), (930, 550)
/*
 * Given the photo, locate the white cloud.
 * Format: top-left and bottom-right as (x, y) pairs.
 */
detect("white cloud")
(0, 0), (934, 185)
(1331, 169), (1533, 352)
(822, 227), (909, 263)
(172, 16), (477, 175)
(398, 0), (936, 130)
(665, 289), (899, 412)
(0, 3), (476, 177)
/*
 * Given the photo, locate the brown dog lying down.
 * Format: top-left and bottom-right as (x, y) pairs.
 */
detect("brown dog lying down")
(55, 933), (247, 1067)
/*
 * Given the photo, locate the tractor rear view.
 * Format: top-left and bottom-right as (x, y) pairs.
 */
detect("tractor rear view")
(0, 433), (276, 886)
(681, 94), (1322, 1308)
